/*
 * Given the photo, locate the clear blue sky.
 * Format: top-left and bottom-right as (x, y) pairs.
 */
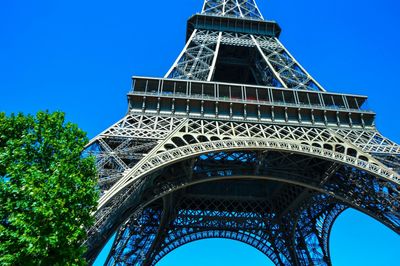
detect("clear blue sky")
(1, 0), (399, 265)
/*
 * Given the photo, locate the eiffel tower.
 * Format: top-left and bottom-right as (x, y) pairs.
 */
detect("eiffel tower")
(85, 1), (400, 265)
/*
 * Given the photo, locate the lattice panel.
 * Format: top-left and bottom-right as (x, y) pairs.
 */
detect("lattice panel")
(165, 27), (326, 91)
(166, 30), (220, 81)
(335, 129), (400, 154)
(293, 195), (345, 266)
(106, 207), (162, 265)
(99, 114), (185, 140)
(254, 36), (324, 91)
(323, 166), (400, 231)
(183, 119), (343, 144)
(86, 137), (158, 193)
(220, 32), (254, 47)
(97, 136), (400, 220)
(87, 144), (400, 264)
(107, 196), (292, 266)
(85, 114), (185, 192)
(202, 0), (263, 19)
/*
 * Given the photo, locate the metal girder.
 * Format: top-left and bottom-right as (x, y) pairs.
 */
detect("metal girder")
(335, 128), (400, 155)
(97, 147), (399, 264)
(202, 0), (264, 20)
(252, 35), (325, 91)
(93, 136), (398, 225)
(85, 111), (400, 262)
(100, 163), (393, 265)
(85, 118), (400, 263)
(165, 28), (325, 90)
(291, 195), (346, 266)
(89, 114), (185, 141)
(106, 193), (292, 265)
(95, 118), (399, 205)
(165, 30), (220, 80)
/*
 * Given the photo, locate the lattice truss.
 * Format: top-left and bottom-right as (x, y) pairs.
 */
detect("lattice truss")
(87, 115), (400, 212)
(202, 0), (264, 19)
(335, 129), (400, 173)
(166, 30), (220, 81)
(253, 36), (324, 91)
(85, 113), (400, 264)
(94, 117), (399, 209)
(84, 115), (185, 193)
(99, 147), (399, 266)
(166, 30), (325, 91)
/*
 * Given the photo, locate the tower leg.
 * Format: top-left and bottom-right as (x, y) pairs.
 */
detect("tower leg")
(290, 195), (345, 266)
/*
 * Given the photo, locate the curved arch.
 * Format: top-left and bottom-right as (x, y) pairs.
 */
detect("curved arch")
(197, 135), (210, 143)
(152, 230), (290, 266)
(99, 138), (399, 209)
(291, 194), (347, 265)
(102, 177), (357, 266)
(154, 238), (276, 266)
(171, 136), (186, 147)
(210, 136), (221, 141)
(90, 143), (400, 264)
(139, 169), (399, 237)
(144, 176), (390, 227)
(91, 169), (400, 264)
(182, 134), (197, 144)
(105, 176), (297, 266)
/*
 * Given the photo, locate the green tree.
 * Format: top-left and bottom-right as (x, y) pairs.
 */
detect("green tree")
(0, 111), (98, 265)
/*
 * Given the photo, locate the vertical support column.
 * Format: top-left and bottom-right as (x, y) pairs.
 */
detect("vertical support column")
(207, 32), (222, 81)
(274, 38), (326, 92)
(165, 30), (198, 78)
(235, 0), (244, 17)
(290, 194), (346, 266)
(202, 0), (264, 19)
(251, 35), (288, 88)
(105, 195), (176, 266)
(165, 30), (221, 81)
(143, 195), (176, 266)
(105, 205), (163, 265)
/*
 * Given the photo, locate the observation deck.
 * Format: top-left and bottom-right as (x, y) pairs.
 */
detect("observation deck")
(129, 76), (375, 129)
(186, 14), (281, 40)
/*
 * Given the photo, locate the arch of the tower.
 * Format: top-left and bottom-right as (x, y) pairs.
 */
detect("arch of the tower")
(98, 136), (399, 211)
(147, 192), (346, 266)
(152, 230), (287, 265)
(89, 145), (400, 265)
(105, 188), (294, 266)
(103, 177), (346, 266)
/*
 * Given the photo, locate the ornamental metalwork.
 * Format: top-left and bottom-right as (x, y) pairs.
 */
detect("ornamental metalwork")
(84, 0), (400, 265)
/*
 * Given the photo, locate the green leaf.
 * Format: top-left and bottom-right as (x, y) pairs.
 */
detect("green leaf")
(0, 111), (98, 265)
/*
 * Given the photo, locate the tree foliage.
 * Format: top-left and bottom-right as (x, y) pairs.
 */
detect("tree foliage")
(0, 111), (98, 265)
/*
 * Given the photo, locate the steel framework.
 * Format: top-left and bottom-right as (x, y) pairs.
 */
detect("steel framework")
(84, 0), (400, 265)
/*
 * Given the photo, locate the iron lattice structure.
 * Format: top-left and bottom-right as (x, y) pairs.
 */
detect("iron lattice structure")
(84, 0), (400, 265)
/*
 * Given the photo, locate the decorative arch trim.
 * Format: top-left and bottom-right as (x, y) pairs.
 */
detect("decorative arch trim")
(153, 230), (289, 265)
(99, 138), (399, 209)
